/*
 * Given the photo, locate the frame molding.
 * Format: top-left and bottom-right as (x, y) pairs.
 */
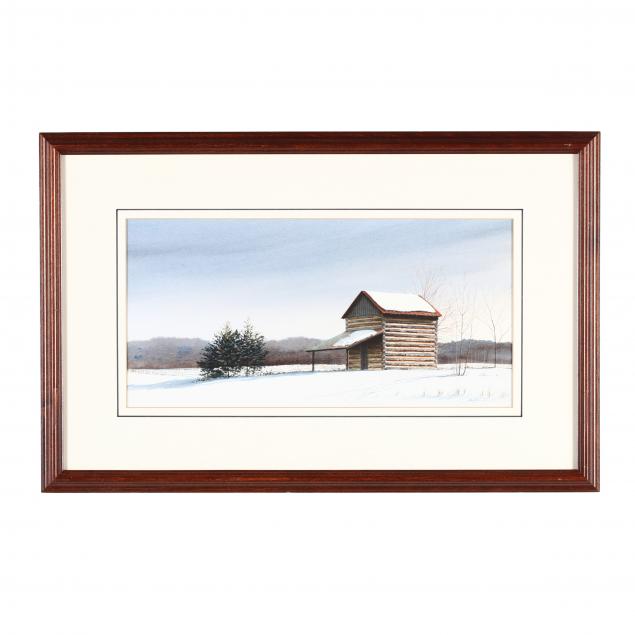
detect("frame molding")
(40, 132), (599, 492)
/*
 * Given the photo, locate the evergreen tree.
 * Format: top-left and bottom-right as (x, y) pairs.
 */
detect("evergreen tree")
(198, 321), (267, 379)
(239, 320), (267, 375)
(198, 324), (243, 379)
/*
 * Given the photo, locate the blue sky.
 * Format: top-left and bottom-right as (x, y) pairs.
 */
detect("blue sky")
(127, 218), (512, 341)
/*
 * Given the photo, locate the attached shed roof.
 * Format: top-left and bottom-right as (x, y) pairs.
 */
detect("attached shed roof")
(307, 328), (383, 352)
(342, 290), (441, 318)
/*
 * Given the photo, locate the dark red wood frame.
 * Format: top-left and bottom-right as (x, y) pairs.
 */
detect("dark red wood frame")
(40, 132), (599, 492)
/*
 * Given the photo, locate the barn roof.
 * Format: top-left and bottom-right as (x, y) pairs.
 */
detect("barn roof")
(306, 328), (383, 352)
(342, 290), (441, 318)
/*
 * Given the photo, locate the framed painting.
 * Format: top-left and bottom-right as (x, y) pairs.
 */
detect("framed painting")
(40, 132), (599, 491)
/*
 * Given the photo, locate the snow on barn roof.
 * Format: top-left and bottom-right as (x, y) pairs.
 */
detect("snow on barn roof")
(366, 290), (438, 314)
(342, 290), (441, 318)
(307, 329), (383, 352)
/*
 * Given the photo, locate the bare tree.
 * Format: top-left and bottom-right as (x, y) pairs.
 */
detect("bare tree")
(416, 268), (512, 375)
(451, 282), (476, 376)
(416, 268), (485, 375)
(415, 266), (453, 339)
(415, 266), (444, 304)
(480, 298), (510, 368)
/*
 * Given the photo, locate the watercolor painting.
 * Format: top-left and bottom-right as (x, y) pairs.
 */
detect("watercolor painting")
(124, 215), (516, 410)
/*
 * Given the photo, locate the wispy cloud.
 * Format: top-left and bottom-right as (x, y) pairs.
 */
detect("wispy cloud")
(127, 218), (512, 341)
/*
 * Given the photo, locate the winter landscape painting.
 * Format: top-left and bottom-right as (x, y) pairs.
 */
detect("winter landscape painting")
(119, 210), (521, 416)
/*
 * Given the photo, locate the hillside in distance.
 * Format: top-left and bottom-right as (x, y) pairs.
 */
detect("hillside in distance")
(127, 337), (511, 369)
(128, 337), (208, 369)
(127, 336), (345, 368)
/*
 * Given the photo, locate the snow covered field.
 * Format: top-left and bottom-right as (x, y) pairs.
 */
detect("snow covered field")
(127, 364), (512, 407)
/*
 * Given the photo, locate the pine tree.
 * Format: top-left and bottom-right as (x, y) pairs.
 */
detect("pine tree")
(198, 324), (243, 379)
(239, 320), (267, 375)
(198, 340), (222, 379)
(198, 321), (268, 379)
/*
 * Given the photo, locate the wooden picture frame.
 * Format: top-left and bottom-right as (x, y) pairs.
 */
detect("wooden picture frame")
(41, 132), (599, 492)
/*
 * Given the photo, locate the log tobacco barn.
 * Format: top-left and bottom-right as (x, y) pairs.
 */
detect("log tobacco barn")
(308, 290), (441, 370)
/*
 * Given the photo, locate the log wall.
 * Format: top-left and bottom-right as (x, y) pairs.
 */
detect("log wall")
(344, 311), (438, 370)
(347, 336), (383, 370)
(345, 315), (383, 332)
(382, 315), (438, 369)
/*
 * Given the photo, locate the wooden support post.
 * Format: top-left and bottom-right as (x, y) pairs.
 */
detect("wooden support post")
(311, 351), (315, 372)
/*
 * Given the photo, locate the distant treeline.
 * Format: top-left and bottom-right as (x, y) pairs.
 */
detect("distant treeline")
(127, 336), (345, 369)
(127, 337), (511, 369)
(128, 338), (206, 369)
(438, 340), (512, 365)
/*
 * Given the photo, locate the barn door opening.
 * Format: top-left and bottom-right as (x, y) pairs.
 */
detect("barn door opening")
(360, 343), (368, 370)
